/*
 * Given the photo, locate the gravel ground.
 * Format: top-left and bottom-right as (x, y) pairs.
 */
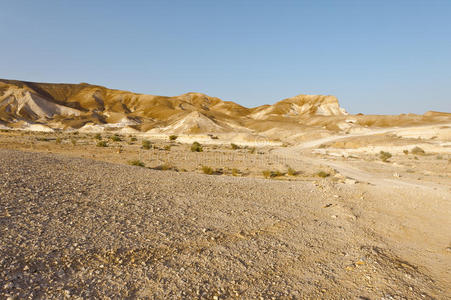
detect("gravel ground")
(0, 149), (444, 299)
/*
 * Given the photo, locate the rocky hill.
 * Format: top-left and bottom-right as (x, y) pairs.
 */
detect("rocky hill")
(0, 79), (347, 132)
(1, 79), (449, 142)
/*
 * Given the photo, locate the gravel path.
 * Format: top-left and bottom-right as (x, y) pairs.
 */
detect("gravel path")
(0, 149), (443, 299)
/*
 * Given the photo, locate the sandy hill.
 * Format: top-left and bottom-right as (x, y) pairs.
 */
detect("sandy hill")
(0, 79), (449, 139)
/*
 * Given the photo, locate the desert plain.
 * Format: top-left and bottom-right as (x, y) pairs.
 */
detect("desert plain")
(0, 80), (450, 299)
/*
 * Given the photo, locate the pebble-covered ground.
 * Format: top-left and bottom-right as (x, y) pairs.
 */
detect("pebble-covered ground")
(0, 149), (445, 299)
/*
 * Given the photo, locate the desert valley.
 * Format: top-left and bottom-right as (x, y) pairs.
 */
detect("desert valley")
(0, 79), (450, 299)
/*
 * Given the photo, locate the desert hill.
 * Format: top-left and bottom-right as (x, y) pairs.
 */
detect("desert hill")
(0, 79), (449, 142)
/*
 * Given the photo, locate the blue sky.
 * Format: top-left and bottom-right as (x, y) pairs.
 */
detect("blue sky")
(1, 0), (450, 114)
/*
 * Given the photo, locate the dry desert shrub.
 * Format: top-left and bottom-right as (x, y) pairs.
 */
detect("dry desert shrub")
(379, 151), (392, 162)
(128, 160), (145, 167)
(231, 143), (240, 150)
(403, 149), (409, 155)
(169, 135), (178, 141)
(110, 134), (121, 142)
(191, 141), (203, 152)
(142, 140), (151, 150)
(202, 166), (214, 175)
(232, 168), (239, 176)
(96, 141), (108, 147)
(316, 171), (330, 178)
(287, 167), (297, 176)
(411, 146), (425, 155)
(94, 133), (102, 140)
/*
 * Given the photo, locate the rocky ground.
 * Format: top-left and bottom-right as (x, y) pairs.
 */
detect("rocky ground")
(0, 148), (449, 299)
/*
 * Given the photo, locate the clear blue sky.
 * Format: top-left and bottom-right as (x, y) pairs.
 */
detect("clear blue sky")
(1, 0), (450, 114)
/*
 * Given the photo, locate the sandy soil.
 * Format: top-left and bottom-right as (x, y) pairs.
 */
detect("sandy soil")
(0, 125), (450, 299)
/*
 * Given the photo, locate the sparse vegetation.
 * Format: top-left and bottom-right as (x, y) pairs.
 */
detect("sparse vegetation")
(263, 170), (284, 179)
(130, 136), (137, 142)
(202, 166), (214, 175)
(164, 145), (171, 151)
(287, 167), (297, 176)
(128, 160), (145, 167)
(96, 141), (108, 147)
(249, 147), (256, 154)
(232, 168), (239, 176)
(169, 135), (178, 141)
(155, 163), (173, 170)
(111, 134), (121, 142)
(316, 171), (330, 178)
(142, 140), (151, 150)
(55, 137), (62, 144)
(71, 138), (77, 146)
(379, 151), (392, 162)
(403, 150), (409, 155)
(231, 143), (240, 150)
(411, 146), (425, 155)
(94, 133), (102, 140)
(191, 141), (203, 152)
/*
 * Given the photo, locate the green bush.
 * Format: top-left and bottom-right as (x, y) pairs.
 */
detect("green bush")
(169, 135), (178, 141)
(128, 160), (145, 167)
(142, 140), (151, 150)
(379, 151), (392, 162)
(96, 141), (108, 147)
(191, 141), (203, 152)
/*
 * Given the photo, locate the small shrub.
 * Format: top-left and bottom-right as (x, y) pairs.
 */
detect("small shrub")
(191, 141), (203, 152)
(317, 171), (330, 178)
(287, 167), (297, 176)
(411, 146), (425, 155)
(55, 137), (62, 144)
(142, 140), (151, 150)
(164, 145), (171, 151)
(319, 144), (328, 149)
(403, 150), (409, 155)
(379, 151), (392, 162)
(96, 141), (108, 147)
(71, 138), (77, 146)
(94, 133), (102, 140)
(155, 163), (173, 170)
(249, 147), (256, 154)
(111, 134), (121, 142)
(263, 170), (284, 179)
(169, 135), (178, 141)
(436, 155), (442, 160)
(231, 143), (240, 150)
(202, 166), (214, 175)
(130, 136), (137, 142)
(232, 168), (239, 176)
(128, 160), (145, 167)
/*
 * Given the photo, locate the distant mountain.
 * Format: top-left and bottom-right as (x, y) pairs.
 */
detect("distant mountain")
(0, 79), (448, 142)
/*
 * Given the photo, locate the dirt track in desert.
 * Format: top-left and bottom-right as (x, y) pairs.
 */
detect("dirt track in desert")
(1, 146), (450, 299)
